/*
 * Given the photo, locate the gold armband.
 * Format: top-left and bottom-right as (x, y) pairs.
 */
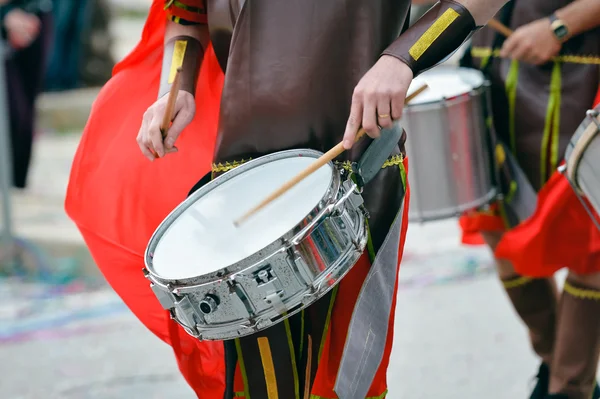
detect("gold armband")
(159, 36), (203, 98)
(383, 0), (479, 76)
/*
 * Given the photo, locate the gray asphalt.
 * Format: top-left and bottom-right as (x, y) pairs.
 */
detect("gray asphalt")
(3, 218), (560, 399)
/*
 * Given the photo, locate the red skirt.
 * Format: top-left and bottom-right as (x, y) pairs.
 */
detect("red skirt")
(460, 88), (600, 277)
(65, 1), (226, 397)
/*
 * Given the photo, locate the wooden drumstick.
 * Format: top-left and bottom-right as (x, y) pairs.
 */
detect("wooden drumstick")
(161, 67), (183, 138)
(152, 67), (182, 158)
(233, 83), (429, 227)
(487, 18), (513, 37)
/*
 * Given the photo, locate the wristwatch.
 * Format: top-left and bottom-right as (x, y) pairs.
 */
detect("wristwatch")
(549, 14), (570, 42)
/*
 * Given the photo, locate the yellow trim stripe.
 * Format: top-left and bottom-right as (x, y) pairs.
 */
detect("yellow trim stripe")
(284, 319), (301, 399)
(257, 337), (279, 399)
(235, 339), (251, 399)
(382, 154), (404, 169)
(212, 154), (404, 174)
(504, 181), (518, 204)
(502, 276), (532, 289)
(496, 199), (511, 230)
(164, 0), (205, 14)
(365, 220), (376, 263)
(505, 59), (519, 154)
(495, 144), (506, 166)
(471, 47), (600, 65)
(309, 390), (388, 399)
(409, 8), (459, 61)
(168, 40), (188, 84)
(564, 281), (600, 301)
(399, 157), (407, 192)
(540, 61), (562, 184)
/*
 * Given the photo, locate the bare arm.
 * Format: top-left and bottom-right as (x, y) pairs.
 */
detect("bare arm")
(137, 1), (209, 160)
(454, 0), (508, 26)
(555, 0), (600, 38)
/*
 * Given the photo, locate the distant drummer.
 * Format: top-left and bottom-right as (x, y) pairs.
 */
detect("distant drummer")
(459, 1), (600, 398)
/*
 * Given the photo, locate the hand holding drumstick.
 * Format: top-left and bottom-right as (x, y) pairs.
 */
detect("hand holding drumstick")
(487, 18), (563, 65)
(234, 83), (429, 227)
(137, 67), (197, 160)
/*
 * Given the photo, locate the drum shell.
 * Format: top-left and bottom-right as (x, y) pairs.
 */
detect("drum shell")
(565, 112), (600, 217)
(143, 151), (368, 341)
(404, 73), (496, 222)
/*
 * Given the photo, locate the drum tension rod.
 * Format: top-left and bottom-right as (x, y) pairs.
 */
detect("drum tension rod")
(587, 109), (600, 130)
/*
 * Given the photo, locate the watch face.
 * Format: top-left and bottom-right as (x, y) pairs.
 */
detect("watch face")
(555, 25), (569, 39)
(551, 19), (569, 40)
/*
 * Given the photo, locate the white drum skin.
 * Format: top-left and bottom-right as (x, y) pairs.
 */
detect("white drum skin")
(143, 149), (368, 341)
(151, 156), (333, 280)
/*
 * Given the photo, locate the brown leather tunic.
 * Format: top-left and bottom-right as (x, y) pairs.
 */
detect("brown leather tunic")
(469, 0), (600, 191)
(206, 0), (411, 249)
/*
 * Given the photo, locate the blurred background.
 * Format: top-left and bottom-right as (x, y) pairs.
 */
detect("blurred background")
(0, 1), (555, 398)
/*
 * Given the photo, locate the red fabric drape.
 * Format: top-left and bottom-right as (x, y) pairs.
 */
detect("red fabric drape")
(494, 88), (600, 277)
(64, 1), (226, 397)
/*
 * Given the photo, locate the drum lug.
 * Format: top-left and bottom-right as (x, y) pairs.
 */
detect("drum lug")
(586, 109), (600, 130)
(253, 266), (287, 314)
(286, 249), (314, 288)
(227, 279), (256, 317)
(169, 309), (202, 339)
(150, 282), (178, 311)
(171, 296), (204, 338)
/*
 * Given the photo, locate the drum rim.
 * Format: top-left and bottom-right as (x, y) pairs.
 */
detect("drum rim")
(144, 148), (341, 284)
(565, 110), (600, 191)
(407, 66), (488, 108)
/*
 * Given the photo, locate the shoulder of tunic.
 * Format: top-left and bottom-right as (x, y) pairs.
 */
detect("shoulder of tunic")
(164, 0), (207, 25)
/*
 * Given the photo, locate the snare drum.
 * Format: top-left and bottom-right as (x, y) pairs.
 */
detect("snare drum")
(143, 149), (368, 341)
(403, 66), (496, 222)
(563, 108), (600, 225)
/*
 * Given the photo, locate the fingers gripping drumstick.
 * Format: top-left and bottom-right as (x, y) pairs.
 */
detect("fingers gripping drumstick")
(153, 67), (182, 158)
(161, 67), (183, 137)
(233, 83), (429, 227)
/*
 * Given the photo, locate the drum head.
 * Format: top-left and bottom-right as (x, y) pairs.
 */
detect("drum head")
(149, 152), (334, 280)
(408, 66), (485, 105)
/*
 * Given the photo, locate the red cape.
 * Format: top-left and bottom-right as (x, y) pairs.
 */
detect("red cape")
(65, 1), (226, 396)
(494, 89), (600, 277)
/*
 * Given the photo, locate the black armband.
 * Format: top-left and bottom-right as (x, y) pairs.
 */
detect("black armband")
(159, 35), (203, 98)
(383, 0), (480, 77)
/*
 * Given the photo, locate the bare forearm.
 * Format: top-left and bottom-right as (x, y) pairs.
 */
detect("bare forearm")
(555, 0), (600, 38)
(454, 0), (508, 26)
